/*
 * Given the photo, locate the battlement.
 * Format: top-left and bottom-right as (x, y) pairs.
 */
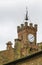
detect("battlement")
(15, 39), (21, 42)
(34, 24), (37, 31)
(17, 22), (37, 33)
(21, 24), (24, 28)
(29, 23), (33, 27)
(25, 22), (28, 26)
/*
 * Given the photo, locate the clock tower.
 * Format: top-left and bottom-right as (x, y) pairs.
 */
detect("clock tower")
(14, 8), (38, 58)
(17, 9), (37, 48)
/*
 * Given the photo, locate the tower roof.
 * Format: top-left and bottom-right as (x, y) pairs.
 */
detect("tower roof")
(25, 7), (28, 20)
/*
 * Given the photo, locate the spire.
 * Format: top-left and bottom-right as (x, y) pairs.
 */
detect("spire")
(25, 7), (28, 20)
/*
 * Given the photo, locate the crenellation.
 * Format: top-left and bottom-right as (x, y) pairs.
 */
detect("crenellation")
(21, 24), (24, 28)
(34, 24), (37, 31)
(17, 26), (21, 33)
(15, 39), (21, 42)
(21, 24), (24, 30)
(25, 22), (28, 26)
(17, 22), (38, 33)
(29, 23), (33, 27)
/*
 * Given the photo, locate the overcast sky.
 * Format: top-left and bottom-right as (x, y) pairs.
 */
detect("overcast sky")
(0, 0), (42, 51)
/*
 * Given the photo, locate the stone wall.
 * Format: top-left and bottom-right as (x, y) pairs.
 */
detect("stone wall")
(16, 53), (42, 65)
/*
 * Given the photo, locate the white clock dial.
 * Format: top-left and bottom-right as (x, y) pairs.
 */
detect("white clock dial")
(28, 34), (35, 42)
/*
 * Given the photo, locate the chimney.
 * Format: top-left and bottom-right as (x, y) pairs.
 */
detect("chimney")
(6, 41), (12, 50)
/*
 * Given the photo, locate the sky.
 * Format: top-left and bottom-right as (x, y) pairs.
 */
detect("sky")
(0, 0), (42, 51)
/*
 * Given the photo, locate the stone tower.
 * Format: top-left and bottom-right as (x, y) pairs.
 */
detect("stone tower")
(14, 9), (38, 59)
(14, 39), (21, 59)
(17, 8), (37, 48)
(17, 22), (37, 46)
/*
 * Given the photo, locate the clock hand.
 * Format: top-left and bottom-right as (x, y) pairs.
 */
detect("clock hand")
(30, 37), (33, 39)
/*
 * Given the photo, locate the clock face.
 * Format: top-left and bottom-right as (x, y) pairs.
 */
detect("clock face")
(28, 34), (35, 42)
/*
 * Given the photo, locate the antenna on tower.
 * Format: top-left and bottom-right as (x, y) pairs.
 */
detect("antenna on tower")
(25, 6), (28, 21)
